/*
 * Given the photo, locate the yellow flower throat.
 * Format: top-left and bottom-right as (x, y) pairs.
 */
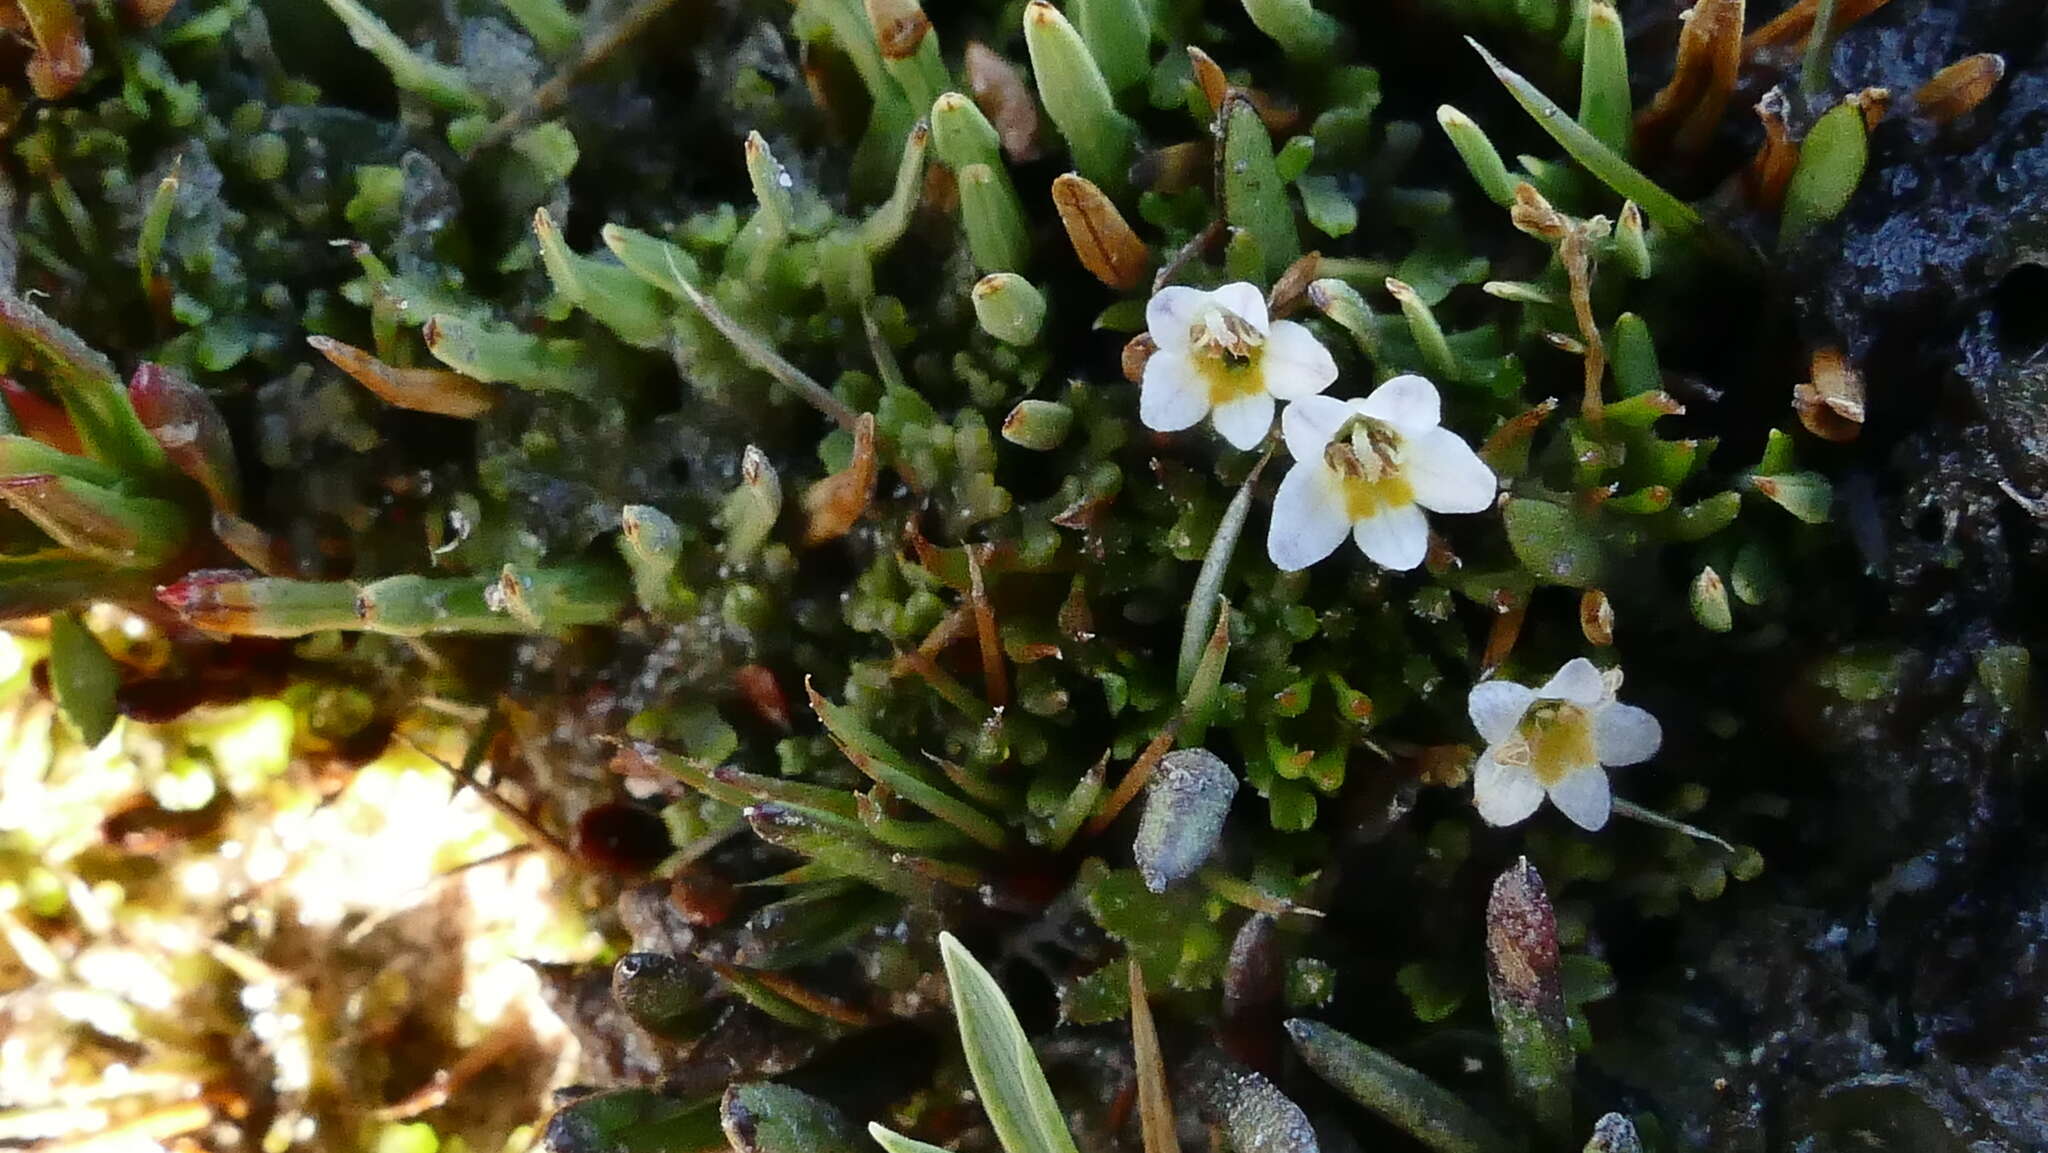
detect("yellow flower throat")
(1515, 700), (1596, 786)
(1325, 420), (1415, 520)
(1191, 309), (1267, 406)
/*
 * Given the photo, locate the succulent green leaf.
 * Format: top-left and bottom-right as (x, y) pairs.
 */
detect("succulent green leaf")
(1241, 0), (1338, 59)
(1221, 95), (1301, 280)
(1503, 497), (1604, 588)
(1577, 3), (1631, 155)
(50, 611), (118, 748)
(720, 1083), (857, 1153)
(1780, 100), (1868, 249)
(1023, 1), (1135, 192)
(1074, 0), (1152, 93)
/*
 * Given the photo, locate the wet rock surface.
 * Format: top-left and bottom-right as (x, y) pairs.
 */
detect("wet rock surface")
(1609, 2), (2048, 1147)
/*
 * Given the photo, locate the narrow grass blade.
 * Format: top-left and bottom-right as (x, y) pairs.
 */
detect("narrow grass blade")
(1468, 39), (1700, 235)
(939, 932), (1084, 1153)
(1178, 448), (1272, 693)
(809, 680), (1008, 849)
(1129, 960), (1182, 1153)
(1287, 1019), (1513, 1153)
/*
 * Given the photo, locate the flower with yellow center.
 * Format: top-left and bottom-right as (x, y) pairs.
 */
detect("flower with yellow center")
(1467, 658), (1663, 831)
(1265, 376), (1497, 571)
(1140, 282), (1338, 450)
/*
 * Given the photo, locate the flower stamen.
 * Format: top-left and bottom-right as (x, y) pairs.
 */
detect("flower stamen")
(1517, 701), (1596, 786)
(1190, 307), (1265, 363)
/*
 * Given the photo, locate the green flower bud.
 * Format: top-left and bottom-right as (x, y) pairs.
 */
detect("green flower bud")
(1691, 566), (1733, 632)
(972, 274), (1047, 345)
(1000, 398), (1072, 450)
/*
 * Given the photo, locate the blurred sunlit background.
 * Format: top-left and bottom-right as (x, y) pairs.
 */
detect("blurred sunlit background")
(0, 617), (602, 1153)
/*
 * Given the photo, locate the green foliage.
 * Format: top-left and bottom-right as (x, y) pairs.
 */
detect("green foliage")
(0, 0), (1876, 1148)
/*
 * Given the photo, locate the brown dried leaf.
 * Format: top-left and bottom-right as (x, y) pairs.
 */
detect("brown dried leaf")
(1580, 589), (1615, 646)
(1122, 334), (1157, 385)
(1186, 46), (1229, 117)
(966, 40), (1044, 163)
(1744, 89), (1798, 212)
(1744, 0), (1893, 54)
(1267, 252), (1323, 319)
(1509, 182), (1569, 242)
(802, 413), (878, 545)
(1052, 173), (1150, 291)
(1850, 86), (1891, 131)
(965, 548), (1008, 710)
(865, 0), (932, 60)
(309, 335), (498, 418)
(1560, 224), (1608, 420)
(1480, 598), (1527, 677)
(1915, 53), (2005, 126)
(1793, 345), (1865, 442)
(1635, 0), (1746, 162)
(1131, 141), (1212, 195)
(1129, 960), (1182, 1153)
(121, 0), (179, 26)
(18, 0), (92, 100)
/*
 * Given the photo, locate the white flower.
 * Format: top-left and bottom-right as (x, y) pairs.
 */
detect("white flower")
(1467, 658), (1662, 831)
(1140, 282), (1338, 450)
(1264, 375), (1496, 572)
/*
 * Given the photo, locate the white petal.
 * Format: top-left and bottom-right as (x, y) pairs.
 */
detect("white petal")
(1403, 426), (1498, 514)
(1474, 754), (1545, 827)
(1357, 373), (1441, 434)
(1537, 657), (1605, 705)
(1145, 286), (1210, 354)
(1139, 352), (1210, 431)
(1468, 680), (1537, 745)
(1593, 702), (1662, 766)
(1547, 767), (1612, 831)
(1210, 282), (1270, 336)
(1267, 461), (1351, 571)
(1352, 501), (1429, 571)
(1280, 394), (1359, 464)
(1260, 321), (1338, 400)
(1211, 392), (1276, 450)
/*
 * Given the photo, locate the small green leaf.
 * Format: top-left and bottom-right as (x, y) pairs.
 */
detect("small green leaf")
(720, 1083), (856, 1153)
(1780, 100), (1868, 248)
(1221, 93), (1300, 280)
(1666, 491), (1741, 541)
(50, 611), (118, 747)
(939, 932), (1084, 1153)
(1503, 497), (1604, 588)
(1296, 174), (1358, 238)
(1751, 471), (1833, 523)
(869, 1125), (954, 1153)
